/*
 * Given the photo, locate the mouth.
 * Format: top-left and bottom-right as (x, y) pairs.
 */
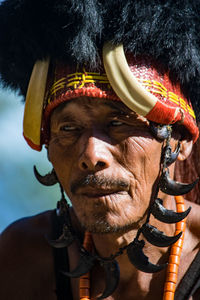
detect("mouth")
(83, 191), (125, 198)
(77, 187), (128, 199)
(70, 174), (130, 196)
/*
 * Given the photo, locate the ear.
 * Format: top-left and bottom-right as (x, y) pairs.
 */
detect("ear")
(178, 140), (193, 161)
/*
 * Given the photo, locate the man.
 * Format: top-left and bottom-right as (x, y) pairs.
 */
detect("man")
(0, 1), (200, 299)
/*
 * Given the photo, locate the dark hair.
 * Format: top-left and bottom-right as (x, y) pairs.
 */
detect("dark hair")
(0, 0), (200, 120)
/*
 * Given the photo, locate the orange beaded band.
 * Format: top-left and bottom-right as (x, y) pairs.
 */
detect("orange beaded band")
(79, 232), (93, 300)
(163, 195), (187, 300)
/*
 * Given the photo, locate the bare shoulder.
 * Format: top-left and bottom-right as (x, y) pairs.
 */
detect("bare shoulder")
(0, 210), (57, 300)
(0, 210), (53, 251)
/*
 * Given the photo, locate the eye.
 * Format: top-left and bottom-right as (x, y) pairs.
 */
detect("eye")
(109, 120), (124, 126)
(60, 125), (79, 131)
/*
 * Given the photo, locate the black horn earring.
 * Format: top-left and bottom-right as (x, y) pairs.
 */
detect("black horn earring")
(47, 183), (76, 248)
(33, 165), (58, 186)
(151, 198), (191, 224)
(159, 169), (198, 196)
(141, 223), (182, 247)
(47, 224), (75, 249)
(159, 128), (198, 196)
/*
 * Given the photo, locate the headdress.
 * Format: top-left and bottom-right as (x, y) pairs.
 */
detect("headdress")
(0, 0), (200, 150)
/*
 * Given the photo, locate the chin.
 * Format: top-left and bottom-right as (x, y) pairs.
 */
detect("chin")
(78, 211), (141, 234)
(72, 194), (147, 233)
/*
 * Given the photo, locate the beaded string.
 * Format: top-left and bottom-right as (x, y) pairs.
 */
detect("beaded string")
(163, 195), (187, 300)
(80, 232), (93, 300)
(79, 196), (187, 300)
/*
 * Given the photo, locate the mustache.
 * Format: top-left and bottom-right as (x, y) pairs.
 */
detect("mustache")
(71, 174), (129, 194)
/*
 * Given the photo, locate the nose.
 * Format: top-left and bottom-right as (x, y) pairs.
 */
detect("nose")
(78, 134), (113, 172)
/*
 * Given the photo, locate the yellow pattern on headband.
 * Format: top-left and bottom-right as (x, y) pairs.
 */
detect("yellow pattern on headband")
(47, 68), (110, 104)
(140, 79), (196, 119)
(49, 77), (66, 97)
(67, 68), (109, 88)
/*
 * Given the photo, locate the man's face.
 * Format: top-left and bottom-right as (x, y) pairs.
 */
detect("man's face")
(48, 97), (163, 233)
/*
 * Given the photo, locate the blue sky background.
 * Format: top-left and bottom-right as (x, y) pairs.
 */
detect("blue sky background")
(0, 86), (60, 232)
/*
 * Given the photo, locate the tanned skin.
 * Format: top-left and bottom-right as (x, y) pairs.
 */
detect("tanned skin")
(0, 98), (200, 300)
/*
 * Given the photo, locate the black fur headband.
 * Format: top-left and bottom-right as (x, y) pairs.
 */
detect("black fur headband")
(0, 0), (200, 119)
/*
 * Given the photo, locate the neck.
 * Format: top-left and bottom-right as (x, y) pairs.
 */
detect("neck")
(92, 222), (174, 256)
(90, 224), (174, 292)
(88, 227), (170, 299)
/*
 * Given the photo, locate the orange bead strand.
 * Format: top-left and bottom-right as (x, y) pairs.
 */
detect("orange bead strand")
(163, 195), (187, 300)
(79, 232), (93, 300)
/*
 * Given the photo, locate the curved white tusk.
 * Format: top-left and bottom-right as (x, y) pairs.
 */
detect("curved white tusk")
(23, 58), (50, 150)
(103, 42), (157, 116)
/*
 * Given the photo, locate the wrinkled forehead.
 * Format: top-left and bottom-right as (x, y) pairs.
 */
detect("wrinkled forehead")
(50, 96), (145, 124)
(50, 97), (191, 142)
(52, 97), (130, 114)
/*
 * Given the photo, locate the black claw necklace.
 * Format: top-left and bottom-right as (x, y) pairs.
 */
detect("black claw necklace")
(50, 194), (189, 299)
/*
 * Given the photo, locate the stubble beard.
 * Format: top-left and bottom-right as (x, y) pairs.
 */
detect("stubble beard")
(80, 212), (144, 234)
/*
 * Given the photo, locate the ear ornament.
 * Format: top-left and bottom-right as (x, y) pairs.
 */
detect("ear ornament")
(151, 198), (191, 224)
(141, 223), (182, 247)
(159, 169), (198, 196)
(33, 165), (58, 186)
(47, 225), (75, 248)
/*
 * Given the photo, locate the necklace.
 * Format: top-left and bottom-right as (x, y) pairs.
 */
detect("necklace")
(163, 195), (186, 300)
(79, 195), (187, 300)
(79, 231), (93, 300)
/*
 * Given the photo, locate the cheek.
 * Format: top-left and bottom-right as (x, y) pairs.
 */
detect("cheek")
(120, 137), (161, 169)
(48, 143), (75, 191)
(119, 137), (162, 193)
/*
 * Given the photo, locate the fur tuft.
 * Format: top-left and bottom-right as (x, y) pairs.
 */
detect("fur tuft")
(0, 0), (200, 119)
